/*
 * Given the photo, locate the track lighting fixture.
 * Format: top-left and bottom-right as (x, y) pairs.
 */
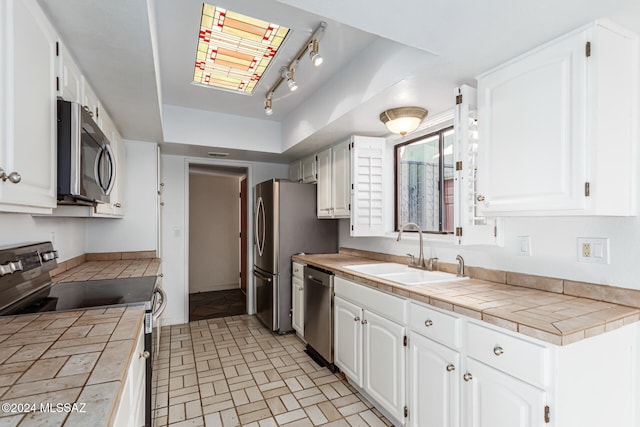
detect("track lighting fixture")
(264, 96), (273, 116)
(309, 39), (323, 66)
(282, 67), (298, 92)
(263, 21), (327, 115)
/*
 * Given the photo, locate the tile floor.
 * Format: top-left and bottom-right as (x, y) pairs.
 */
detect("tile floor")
(189, 289), (247, 321)
(152, 315), (394, 427)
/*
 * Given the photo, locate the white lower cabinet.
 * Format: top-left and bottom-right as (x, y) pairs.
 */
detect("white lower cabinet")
(334, 278), (406, 425)
(291, 276), (304, 337)
(334, 296), (363, 386)
(291, 262), (305, 338)
(363, 309), (406, 423)
(334, 282), (638, 427)
(409, 332), (460, 427)
(464, 358), (546, 427)
(112, 323), (145, 427)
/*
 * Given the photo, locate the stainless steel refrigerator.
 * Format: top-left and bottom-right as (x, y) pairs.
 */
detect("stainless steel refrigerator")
(254, 179), (337, 333)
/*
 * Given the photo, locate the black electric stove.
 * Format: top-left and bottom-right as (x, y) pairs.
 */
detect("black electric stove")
(0, 242), (157, 316)
(0, 241), (164, 427)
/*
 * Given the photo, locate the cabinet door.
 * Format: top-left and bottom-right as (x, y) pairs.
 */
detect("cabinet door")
(464, 358), (547, 427)
(291, 276), (304, 337)
(316, 148), (332, 217)
(288, 161), (302, 182)
(409, 332), (460, 427)
(331, 141), (351, 218)
(363, 309), (406, 424)
(477, 30), (587, 213)
(334, 296), (363, 387)
(302, 155), (317, 184)
(81, 75), (101, 126)
(0, 0), (57, 213)
(57, 42), (82, 103)
(350, 136), (386, 236)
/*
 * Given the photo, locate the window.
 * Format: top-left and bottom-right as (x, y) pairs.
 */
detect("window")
(395, 127), (455, 233)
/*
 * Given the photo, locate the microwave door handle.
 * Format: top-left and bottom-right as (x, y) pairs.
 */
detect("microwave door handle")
(94, 146), (104, 192)
(102, 144), (116, 196)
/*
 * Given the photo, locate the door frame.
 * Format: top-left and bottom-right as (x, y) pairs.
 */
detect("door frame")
(183, 158), (253, 321)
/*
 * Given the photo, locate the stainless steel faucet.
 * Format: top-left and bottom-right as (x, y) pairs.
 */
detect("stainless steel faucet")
(397, 223), (438, 271)
(397, 222), (424, 268)
(456, 255), (465, 277)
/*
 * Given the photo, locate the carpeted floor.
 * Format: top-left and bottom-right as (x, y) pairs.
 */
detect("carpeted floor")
(188, 288), (246, 321)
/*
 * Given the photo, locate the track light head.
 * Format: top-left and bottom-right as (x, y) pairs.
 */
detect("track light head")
(309, 39), (323, 66)
(282, 67), (298, 92)
(264, 97), (273, 116)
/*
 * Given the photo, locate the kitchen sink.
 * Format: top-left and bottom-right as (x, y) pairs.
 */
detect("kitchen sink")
(343, 262), (411, 276)
(344, 263), (467, 286)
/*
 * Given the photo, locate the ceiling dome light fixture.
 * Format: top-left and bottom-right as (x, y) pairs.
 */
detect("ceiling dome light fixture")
(379, 106), (428, 135)
(309, 39), (323, 66)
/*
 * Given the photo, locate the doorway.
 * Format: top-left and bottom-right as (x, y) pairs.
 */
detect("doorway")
(188, 164), (248, 321)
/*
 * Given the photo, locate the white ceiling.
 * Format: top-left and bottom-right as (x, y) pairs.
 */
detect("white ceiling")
(38, 0), (640, 163)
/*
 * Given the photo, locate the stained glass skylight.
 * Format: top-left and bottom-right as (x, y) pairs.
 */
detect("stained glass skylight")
(194, 4), (290, 94)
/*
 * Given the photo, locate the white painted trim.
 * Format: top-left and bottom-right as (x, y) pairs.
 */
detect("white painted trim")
(183, 157), (255, 322)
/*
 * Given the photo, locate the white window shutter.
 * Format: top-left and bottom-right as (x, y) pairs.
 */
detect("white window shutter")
(453, 85), (503, 246)
(350, 136), (386, 236)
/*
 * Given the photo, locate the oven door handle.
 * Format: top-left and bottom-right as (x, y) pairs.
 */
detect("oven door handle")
(152, 287), (167, 322)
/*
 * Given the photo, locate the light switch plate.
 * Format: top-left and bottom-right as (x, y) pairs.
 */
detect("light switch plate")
(577, 238), (609, 264)
(516, 236), (531, 256)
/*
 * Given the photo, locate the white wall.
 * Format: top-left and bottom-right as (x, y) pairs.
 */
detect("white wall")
(189, 173), (239, 293)
(0, 214), (86, 261)
(340, 174), (640, 293)
(85, 140), (159, 253)
(160, 154), (289, 326)
(163, 104), (282, 153)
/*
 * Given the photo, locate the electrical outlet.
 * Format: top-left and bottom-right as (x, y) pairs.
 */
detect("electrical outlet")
(577, 238), (609, 264)
(582, 242), (591, 258)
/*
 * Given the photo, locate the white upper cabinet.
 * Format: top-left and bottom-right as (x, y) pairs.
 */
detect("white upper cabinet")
(476, 20), (638, 216)
(317, 140), (350, 219)
(350, 136), (386, 236)
(57, 42), (82, 104)
(301, 154), (317, 184)
(288, 160), (302, 182)
(0, 0), (57, 214)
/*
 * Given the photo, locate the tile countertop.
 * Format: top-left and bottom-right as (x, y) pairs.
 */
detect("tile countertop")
(293, 253), (640, 346)
(51, 258), (161, 283)
(0, 305), (144, 426)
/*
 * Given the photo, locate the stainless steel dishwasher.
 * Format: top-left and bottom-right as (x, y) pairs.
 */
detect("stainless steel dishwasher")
(304, 265), (334, 368)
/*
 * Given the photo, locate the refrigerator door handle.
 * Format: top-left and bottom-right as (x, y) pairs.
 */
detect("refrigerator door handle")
(254, 269), (272, 283)
(255, 197), (266, 256)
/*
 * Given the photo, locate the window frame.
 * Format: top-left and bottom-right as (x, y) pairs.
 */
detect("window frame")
(393, 125), (455, 234)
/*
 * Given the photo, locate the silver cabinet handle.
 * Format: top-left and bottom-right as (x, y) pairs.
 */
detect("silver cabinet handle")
(113, 202), (122, 208)
(424, 319), (433, 327)
(140, 351), (150, 359)
(354, 316), (360, 322)
(0, 167), (21, 184)
(298, 286), (303, 291)
(493, 346), (504, 356)
(463, 373), (473, 382)
(446, 364), (455, 372)
(361, 319), (368, 325)
(476, 195), (485, 202)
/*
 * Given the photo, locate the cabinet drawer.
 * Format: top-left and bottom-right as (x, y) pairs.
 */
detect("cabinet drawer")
(409, 302), (461, 349)
(467, 322), (549, 388)
(292, 262), (304, 279)
(335, 276), (405, 324)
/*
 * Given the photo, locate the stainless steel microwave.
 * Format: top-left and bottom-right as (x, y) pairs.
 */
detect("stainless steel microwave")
(57, 100), (116, 205)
